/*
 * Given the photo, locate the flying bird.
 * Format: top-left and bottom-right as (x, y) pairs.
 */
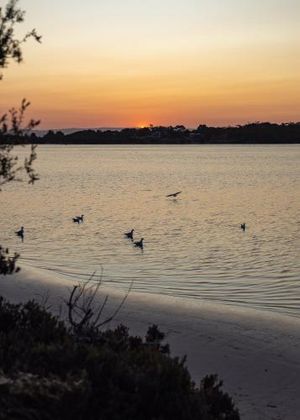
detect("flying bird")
(134, 238), (144, 249)
(240, 223), (246, 231)
(124, 229), (134, 239)
(166, 191), (182, 198)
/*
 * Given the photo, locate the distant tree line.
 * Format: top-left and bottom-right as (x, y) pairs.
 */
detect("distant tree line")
(3, 122), (299, 145)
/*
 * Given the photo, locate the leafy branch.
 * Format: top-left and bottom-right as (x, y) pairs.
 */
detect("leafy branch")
(0, 0), (41, 274)
(0, 98), (40, 188)
(0, 0), (41, 79)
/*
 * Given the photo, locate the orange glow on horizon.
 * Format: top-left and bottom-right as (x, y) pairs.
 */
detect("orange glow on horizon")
(136, 123), (151, 129)
(1, 1), (299, 128)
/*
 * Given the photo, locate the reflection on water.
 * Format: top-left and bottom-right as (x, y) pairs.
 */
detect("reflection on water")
(1, 145), (299, 317)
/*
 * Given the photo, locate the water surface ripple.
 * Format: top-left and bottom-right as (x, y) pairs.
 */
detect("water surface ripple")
(1, 145), (299, 317)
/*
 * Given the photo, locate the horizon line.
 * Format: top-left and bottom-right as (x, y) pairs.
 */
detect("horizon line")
(34, 120), (300, 132)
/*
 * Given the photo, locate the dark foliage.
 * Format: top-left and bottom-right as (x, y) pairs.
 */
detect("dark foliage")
(31, 122), (300, 145)
(0, 246), (19, 275)
(0, 0), (41, 78)
(0, 0), (41, 274)
(0, 296), (240, 420)
(0, 99), (40, 189)
(0, 0), (41, 189)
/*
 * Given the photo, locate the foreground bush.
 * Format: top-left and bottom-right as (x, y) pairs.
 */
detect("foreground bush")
(0, 296), (239, 420)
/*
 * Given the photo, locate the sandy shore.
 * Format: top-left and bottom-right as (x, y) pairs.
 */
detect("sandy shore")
(1, 265), (300, 420)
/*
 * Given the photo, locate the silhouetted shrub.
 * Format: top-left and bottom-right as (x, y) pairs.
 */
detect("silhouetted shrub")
(0, 296), (240, 420)
(0, 247), (20, 275)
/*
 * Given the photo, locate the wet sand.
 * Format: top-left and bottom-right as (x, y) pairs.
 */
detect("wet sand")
(1, 265), (300, 420)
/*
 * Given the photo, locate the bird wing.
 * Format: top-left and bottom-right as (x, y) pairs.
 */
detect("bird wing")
(166, 191), (181, 197)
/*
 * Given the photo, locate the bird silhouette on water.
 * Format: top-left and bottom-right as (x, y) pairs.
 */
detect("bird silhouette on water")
(134, 238), (144, 249)
(73, 214), (84, 223)
(240, 223), (246, 231)
(166, 191), (182, 198)
(15, 226), (24, 241)
(124, 229), (134, 240)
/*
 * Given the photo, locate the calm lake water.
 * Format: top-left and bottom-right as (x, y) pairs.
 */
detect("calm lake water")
(1, 145), (299, 317)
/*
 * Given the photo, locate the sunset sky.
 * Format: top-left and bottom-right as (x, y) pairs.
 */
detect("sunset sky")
(1, 0), (299, 128)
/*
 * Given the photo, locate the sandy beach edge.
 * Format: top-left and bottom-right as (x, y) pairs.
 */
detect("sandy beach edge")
(1, 265), (299, 420)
